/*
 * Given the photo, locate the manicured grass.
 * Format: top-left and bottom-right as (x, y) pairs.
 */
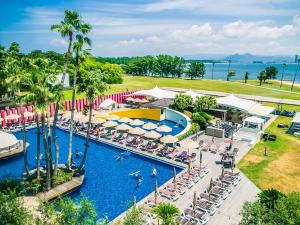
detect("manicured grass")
(238, 80), (300, 93)
(62, 76), (300, 101)
(238, 116), (300, 193)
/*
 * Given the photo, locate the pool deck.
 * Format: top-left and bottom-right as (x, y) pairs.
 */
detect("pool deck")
(0, 141), (27, 160)
(36, 175), (84, 202)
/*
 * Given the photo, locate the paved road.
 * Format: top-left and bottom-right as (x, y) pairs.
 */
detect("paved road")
(163, 87), (300, 106)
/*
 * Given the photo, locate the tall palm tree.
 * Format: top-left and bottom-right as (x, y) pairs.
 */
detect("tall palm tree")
(67, 31), (92, 170)
(77, 69), (107, 172)
(227, 59), (232, 77)
(244, 71), (249, 84)
(4, 53), (31, 176)
(211, 61), (215, 80)
(280, 63), (287, 88)
(51, 10), (91, 173)
(291, 60), (299, 91)
(152, 202), (180, 225)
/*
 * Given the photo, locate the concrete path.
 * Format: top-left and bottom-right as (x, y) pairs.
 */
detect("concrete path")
(162, 87), (300, 106)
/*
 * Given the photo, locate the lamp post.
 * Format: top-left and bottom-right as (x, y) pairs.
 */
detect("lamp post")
(291, 59), (300, 91)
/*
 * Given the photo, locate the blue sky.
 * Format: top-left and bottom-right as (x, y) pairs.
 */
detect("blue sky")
(0, 0), (300, 57)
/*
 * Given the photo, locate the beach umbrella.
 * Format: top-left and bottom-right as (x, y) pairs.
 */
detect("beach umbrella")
(179, 139), (199, 149)
(128, 127), (146, 135)
(23, 111), (35, 117)
(130, 119), (145, 126)
(142, 122), (158, 130)
(156, 125), (172, 133)
(0, 118), (4, 122)
(133, 196), (137, 207)
(193, 192), (197, 217)
(106, 114), (120, 121)
(102, 121), (118, 128)
(199, 150), (203, 168)
(139, 98), (149, 103)
(144, 131), (161, 139)
(118, 117), (132, 123)
(116, 123), (131, 131)
(125, 97), (134, 102)
(5, 114), (20, 120)
(160, 135), (178, 144)
(154, 177), (158, 204)
(221, 165), (225, 187)
(92, 117), (106, 124)
(173, 167), (177, 184)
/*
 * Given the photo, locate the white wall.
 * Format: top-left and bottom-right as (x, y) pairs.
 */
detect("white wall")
(163, 108), (191, 136)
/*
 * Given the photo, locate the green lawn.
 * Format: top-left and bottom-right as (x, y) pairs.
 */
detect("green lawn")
(238, 116), (300, 193)
(237, 79), (300, 93)
(62, 76), (300, 101)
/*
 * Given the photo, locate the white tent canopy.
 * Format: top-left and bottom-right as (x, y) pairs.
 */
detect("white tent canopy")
(0, 132), (18, 150)
(183, 89), (204, 100)
(217, 94), (257, 112)
(99, 98), (116, 109)
(248, 105), (275, 117)
(291, 112), (300, 123)
(128, 86), (177, 99)
(244, 116), (265, 124)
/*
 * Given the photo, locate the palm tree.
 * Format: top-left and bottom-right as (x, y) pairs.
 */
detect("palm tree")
(211, 61), (215, 80)
(258, 71), (266, 86)
(280, 63), (287, 88)
(291, 60), (299, 91)
(227, 60), (231, 76)
(227, 71), (236, 81)
(77, 70), (107, 172)
(244, 71), (249, 83)
(67, 31), (92, 170)
(4, 52), (31, 176)
(258, 189), (285, 211)
(152, 202), (180, 225)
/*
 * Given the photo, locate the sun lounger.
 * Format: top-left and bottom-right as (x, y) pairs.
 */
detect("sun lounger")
(198, 193), (223, 208)
(183, 208), (209, 224)
(165, 182), (187, 195)
(159, 188), (179, 201)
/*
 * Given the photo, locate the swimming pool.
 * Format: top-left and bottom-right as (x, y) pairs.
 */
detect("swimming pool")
(0, 128), (182, 220)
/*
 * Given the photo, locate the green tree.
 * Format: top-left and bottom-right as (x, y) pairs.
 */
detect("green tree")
(279, 63), (287, 88)
(258, 188), (285, 211)
(206, 96), (217, 110)
(67, 23), (92, 170)
(193, 96), (208, 112)
(265, 66), (278, 81)
(186, 62), (205, 79)
(77, 69), (107, 172)
(258, 71), (267, 86)
(244, 71), (249, 83)
(170, 94), (193, 112)
(191, 112), (208, 129)
(0, 191), (33, 225)
(152, 202), (180, 225)
(239, 201), (271, 225)
(118, 206), (145, 225)
(227, 71), (235, 81)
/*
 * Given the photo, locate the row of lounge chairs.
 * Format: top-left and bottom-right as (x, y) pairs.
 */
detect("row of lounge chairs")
(200, 140), (230, 155)
(177, 170), (242, 225)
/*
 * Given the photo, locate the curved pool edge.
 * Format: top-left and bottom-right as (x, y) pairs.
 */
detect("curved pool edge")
(163, 108), (191, 137)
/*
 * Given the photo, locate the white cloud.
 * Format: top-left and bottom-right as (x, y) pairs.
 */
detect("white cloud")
(221, 21), (295, 39)
(50, 38), (67, 47)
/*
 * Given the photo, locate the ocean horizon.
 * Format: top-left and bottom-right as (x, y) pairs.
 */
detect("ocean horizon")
(202, 63), (300, 83)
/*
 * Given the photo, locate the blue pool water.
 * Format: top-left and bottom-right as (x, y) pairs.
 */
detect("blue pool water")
(0, 128), (182, 220)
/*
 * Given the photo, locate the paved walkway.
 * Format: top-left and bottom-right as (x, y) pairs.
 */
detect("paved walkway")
(162, 87), (300, 106)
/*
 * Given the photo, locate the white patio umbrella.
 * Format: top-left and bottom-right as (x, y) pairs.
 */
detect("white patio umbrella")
(130, 119), (145, 126)
(144, 131), (161, 139)
(118, 117), (132, 123)
(179, 139), (199, 149)
(0, 117), (4, 122)
(102, 121), (118, 128)
(156, 125), (172, 133)
(92, 117), (106, 124)
(73, 113), (86, 121)
(160, 135), (178, 144)
(5, 114), (20, 120)
(94, 111), (109, 118)
(116, 123), (131, 131)
(125, 97), (134, 102)
(106, 114), (120, 121)
(23, 111), (35, 117)
(128, 127), (146, 135)
(142, 122), (158, 130)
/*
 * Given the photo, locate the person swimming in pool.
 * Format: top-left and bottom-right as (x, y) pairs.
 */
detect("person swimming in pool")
(76, 148), (82, 158)
(136, 178), (142, 189)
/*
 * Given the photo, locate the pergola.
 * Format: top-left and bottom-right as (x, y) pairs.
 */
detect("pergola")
(128, 86), (177, 99)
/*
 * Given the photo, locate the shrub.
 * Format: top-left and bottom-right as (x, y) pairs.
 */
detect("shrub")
(191, 112), (211, 128)
(178, 123), (200, 140)
(53, 170), (73, 186)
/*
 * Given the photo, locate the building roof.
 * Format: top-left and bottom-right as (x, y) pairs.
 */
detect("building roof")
(99, 98), (116, 109)
(142, 98), (173, 108)
(248, 104), (275, 117)
(291, 112), (300, 123)
(128, 86), (177, 99)
(244, 116), (265, 124)
(183, 89), (204, 100)
(0, 132), (18, 150)
(217, 94), (257, 112)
